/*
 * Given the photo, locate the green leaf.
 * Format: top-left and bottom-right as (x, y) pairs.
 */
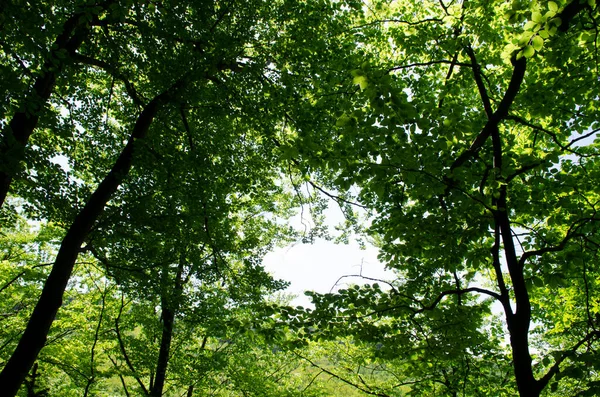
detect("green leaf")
(532, 35), (544, 50)
(353, 75), (369, 90)
(523, 45), (535, 58)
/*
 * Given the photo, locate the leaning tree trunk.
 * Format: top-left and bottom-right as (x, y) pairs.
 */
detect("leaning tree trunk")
(0, 3), (111, 208)
(0, 83), (180, 396)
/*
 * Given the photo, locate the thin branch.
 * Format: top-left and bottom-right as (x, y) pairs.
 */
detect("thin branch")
(449, 55), (526, 173)
(108, 355), (131, 397)
(270, 135), (368, 210)
(506, 115), (599, 156)
(538, 330), (600, 390)
(83, 281), (108, 397)
(518, 216), (599, 267)
(351, 18), (443, 30)
(568, 127), (600, 148)
(464, 45), (493, 118)
(330, 274), (398, 295)
(492, 222), (513, 316)
(348, 287), (501, 321)
(302, 369), (324, 392)
(72, 52), (144, 107)
(0, 263), (54, 294)
(293, 351), (392, 397)
(114, 294), (149, 396)
(414, 287), (502, 313)
(388, 60), (471, 73)
(307, 180), (368, 209)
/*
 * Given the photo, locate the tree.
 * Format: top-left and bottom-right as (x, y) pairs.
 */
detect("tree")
(285, 0), (600, 396)
(0, 0), (363, 394)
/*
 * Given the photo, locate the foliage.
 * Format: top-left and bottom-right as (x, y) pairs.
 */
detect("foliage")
(284, 0), (600, 396)
(0, 0), (365, 395)
(2, 0), (600, 396)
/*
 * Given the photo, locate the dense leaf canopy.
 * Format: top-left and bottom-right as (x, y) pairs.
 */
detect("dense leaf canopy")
(1, 0), (599, 396)
(281, 0), (600, 396)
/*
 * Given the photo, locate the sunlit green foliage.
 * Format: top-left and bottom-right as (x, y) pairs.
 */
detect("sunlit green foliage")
(282, 0), (600, 396)
(2, 0), (600, 396)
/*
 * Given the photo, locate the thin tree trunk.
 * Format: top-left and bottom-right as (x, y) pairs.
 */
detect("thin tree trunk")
(83, 281), (109, 397)
(151, 260), (186, 397)
(0, 82), (181, 396)
(186, 385), (194, 397)
(150, 301), (176, 397)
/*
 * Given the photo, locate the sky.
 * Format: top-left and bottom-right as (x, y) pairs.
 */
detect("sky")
(263, 239), (393, 308)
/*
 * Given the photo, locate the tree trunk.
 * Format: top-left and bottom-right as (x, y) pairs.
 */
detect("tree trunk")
(0, 3), (110, 208)
(151, 260), (186, 397)
(0, 84), (179, 396)
(150, 301), (176, 397)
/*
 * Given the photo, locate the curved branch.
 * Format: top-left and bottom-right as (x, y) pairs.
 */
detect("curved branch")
(414, 287), (502, 313)
(518, 216), (599, 267)
(72, 53), (144, 107)
(538, 330), (600, 390)
(388, 60), (471, 73)
(115, 294), (149, 396)
(330, 274), (398, 295)
(506, 115), (599, 156)
(351, 17), (443, 31)
(347, 287), (502, 321)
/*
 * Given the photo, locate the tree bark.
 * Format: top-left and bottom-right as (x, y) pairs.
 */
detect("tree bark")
(0, 82), (181, 396)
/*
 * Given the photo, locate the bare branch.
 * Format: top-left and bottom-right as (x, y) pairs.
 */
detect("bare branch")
(293, 351), (392, 397)
(330, 274), (398, 295)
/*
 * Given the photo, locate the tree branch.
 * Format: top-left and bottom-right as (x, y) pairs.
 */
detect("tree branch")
(449, 55), (526, 173)
(464, 45), (493, 118)
(414, 287), (502, 313)
(558, 0), (593, 32)
(538, 330), (600, 390)
(293, 351), (392, 397)
(518, 216), (598, 268)
(108, 355), (132, 397)
(114, 294), (149, 396)
(388, 60), (471, 73)
(72, 52), (144, 107)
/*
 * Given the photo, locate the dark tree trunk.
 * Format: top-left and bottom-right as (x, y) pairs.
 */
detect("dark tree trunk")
(151, 261), (186, 397)
(0, 83), (180, 396)
(150, 301), (176, 397)
(186, 385), (194, 397)
(0, 3), (110, 208)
